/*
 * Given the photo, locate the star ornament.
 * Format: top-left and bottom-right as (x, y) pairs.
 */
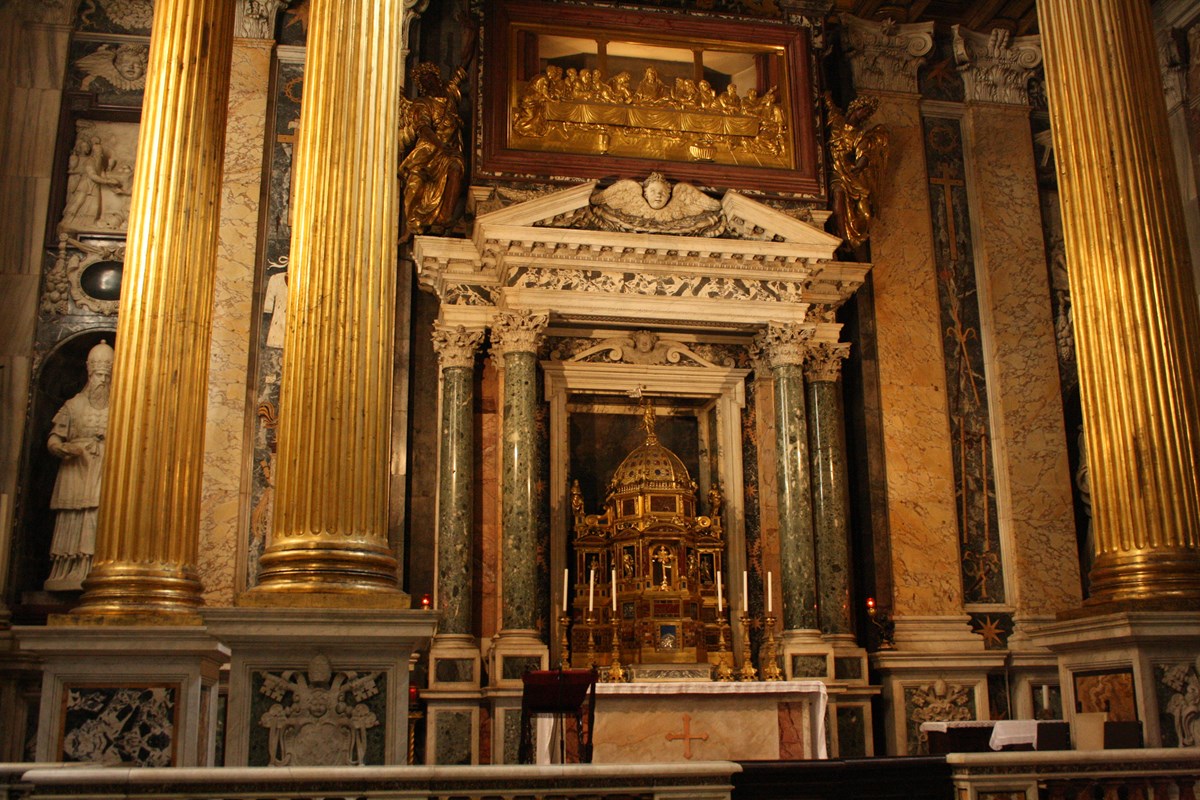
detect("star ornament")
(972, 615), (1007, 649)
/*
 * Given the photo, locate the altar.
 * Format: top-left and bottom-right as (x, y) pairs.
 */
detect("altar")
(590, 680), (828, 763)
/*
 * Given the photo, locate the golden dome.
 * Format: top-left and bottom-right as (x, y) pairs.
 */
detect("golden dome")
(607, 401), (695, 495)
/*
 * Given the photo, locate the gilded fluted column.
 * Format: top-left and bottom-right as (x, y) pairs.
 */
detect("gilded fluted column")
(433, 323), (484, 634)
(806, 342), (853, 636)
(72, 0), (235, 618)
(492, 309), (548, 634)
(756, 323), (819, 632)
(1040, 0), (1200, 604)
(250, 0), (407, 601)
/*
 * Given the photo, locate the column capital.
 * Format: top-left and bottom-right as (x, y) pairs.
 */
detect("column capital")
(234, 0), (287, 39)
(753, 322), (817, 368)
(490, 309), (548, 356)
(952, 25), (1043, 106)
(805, 342), (851, 382)
(431, 322), (484, 370)
(840, 14), (934, 95)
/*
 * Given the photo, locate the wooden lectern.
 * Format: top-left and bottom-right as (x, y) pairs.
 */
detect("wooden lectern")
(519, 668), (598, 764)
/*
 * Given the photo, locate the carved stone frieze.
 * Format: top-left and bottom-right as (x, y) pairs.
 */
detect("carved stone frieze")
(952, 26), (1043, 106)
(507, 266), (812, 304)
(907, 679), (974, 752)
(431, 322), (484, 370)
(560, 331), (730, 368)
(257, 655), (383, 767)
(235, 0), (287, 40)
(753, 322), (817, 368)
(490, 309), (548, 355)
(805, 341), (851, 382)
(840, 14), (934, 95)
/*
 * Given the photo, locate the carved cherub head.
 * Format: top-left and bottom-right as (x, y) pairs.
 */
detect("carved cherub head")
(642, 172), (671, 209)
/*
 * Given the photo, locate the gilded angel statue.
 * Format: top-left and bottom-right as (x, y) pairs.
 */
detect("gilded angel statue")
(398, 63), (467, 239)
(825, 93), (889, 248)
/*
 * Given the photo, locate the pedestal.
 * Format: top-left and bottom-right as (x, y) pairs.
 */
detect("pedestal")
(17, 625), (228, 765)
(487, 632), (548, 764)
(424, 633), (483, 764)
(781, 629), (833, 680)
(1032, 611), (1200, 748)
(205, 607), (437, 765)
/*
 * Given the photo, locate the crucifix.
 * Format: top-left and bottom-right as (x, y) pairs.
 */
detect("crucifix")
(929, 163), (965, 260)
(666, 713), (709, 759)
(653, 545), (675, 591)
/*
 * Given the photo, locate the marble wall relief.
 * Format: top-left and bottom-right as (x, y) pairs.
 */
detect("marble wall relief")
(67, 40), (149, 106)
(1156, 658), (1200, 747)
(904, 679), (975, 755)
(41, 237), (123, 317)
(922, 115), (1006, 609)
(74, 0), (153, 35)
(250, 656), (387, 767)
(59, 684), (178, 765)
(57, 119), (139, 237)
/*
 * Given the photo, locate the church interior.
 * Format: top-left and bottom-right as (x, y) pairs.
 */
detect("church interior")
(0, 0), (1198, 785)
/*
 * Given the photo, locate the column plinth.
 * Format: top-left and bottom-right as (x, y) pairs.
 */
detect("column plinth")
(1040, 0), (1200, 605)
(71, 0), (235, 621)
(245, 0), (409, 606)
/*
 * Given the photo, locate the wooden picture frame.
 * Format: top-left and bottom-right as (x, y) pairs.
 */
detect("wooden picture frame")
(477, 0), (823, 198)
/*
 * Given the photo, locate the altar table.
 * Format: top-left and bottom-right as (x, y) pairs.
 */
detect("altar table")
(589, 680), (828, 763)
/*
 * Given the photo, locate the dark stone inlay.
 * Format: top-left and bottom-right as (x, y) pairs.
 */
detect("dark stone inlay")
(834, 656), (863, 680)
(790, 654), (827, 678)
(836, 704), (868, 759)
(435, 711), (473, 765)
(502, 656), (542, 681)
(434, 657), (476, 684)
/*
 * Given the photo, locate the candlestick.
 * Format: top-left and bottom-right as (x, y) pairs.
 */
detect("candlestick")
(716, 572), (723, 613)
(762, 613), (783, 681)
(588, 568), (595, 612)
(767, 571), (773, 614)
(559, 613), (571, 670)
(585, 612), (598, 670)
(737, 611), (758, 682)
(602, 617), (627, 683)
(562, 569), (569, 613)
(713, 612), (734, 682)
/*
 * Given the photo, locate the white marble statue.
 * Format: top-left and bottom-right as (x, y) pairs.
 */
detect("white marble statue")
(588, 173), (725, 236)
(45, 340), (113, 592)
(59, 123), (135, 234)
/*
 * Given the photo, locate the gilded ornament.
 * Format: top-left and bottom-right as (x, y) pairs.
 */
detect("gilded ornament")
(826, 93), (889, 248)
(399, 63), (467, 239)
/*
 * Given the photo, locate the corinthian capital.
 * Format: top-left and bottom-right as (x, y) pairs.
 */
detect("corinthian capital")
(840, 14), (934, 95)
(952, 25), (1043, 106)
(805, 342), (851, 382)
(432, 322), (484, 370)
(753, 323), (817, 369)
(490, 309), (548, 356)
(235, 0), (287, 39)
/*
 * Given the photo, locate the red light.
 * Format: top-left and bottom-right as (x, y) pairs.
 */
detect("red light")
(420, 594), (432, 609)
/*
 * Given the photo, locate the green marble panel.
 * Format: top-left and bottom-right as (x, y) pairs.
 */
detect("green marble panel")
(836, 704), (867, 758)
(834, 656), (863, 680)
(502, 656), (543, 681)
(790, 654), (827, 678)
(435, 711), (473, 765)
(434, 657), (476, 684)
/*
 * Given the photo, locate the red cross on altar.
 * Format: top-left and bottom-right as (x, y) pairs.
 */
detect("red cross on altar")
(666, 713), (709, 759)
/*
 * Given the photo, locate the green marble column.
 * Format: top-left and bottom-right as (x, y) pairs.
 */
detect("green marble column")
(492, 310), (548, 632)
(757, 323), (819, 631)
(432, 323), (484, 635)
(806, 342), (853, 636)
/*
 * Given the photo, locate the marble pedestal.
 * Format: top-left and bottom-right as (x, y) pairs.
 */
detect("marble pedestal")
(590, 680), (828, 763)
(205, 607), (438, 766)
(424, 634), (483, 764)
(486, 631), (548, 764)
(781, 629), (835, 680)
(0, 625), (40, 760)
(1032, 610), (1200, 748)
(16, 625), (229, 765)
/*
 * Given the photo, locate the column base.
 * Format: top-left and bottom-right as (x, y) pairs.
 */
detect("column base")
(423, 634), (483, 765)
(70, 563), (205, 621)
(236, 585), (411, 609)
(205, 606), (437, 765)
(487, 630), (548, 689)
(1031, 609), (1200, 748)
(16, 625), (228, 765)
(781, 628), (833, 679)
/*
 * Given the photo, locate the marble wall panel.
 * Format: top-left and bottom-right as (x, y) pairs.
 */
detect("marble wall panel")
(199, 41), (273, 605)
(9, 20), (70, 90)
(965, 105), (1081, 617)
(867, 95), (963, 617)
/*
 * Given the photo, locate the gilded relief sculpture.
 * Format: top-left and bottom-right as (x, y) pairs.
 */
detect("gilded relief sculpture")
(399, 63), (467, 239)
(511, 65), (790, 168)
(825, 93), (889, 248)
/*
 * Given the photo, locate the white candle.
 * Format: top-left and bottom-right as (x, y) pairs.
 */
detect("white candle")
(767, 571), (773, 614)
(588, 568), (595, 612)
(1041, 684), (1050, 710)
(716, 572), (724, 613)
(742, 570), (748, 610)
(562, 569), (569, 613)
(611, 569), (617, 612)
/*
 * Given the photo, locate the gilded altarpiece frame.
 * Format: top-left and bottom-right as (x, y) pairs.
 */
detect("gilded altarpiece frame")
(478, 0), (823, 198)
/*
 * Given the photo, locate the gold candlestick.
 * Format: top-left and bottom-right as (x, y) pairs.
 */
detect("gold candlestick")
(603, 618), (627, 683)
(559, 613), (571, 670)
(713, 617), (735, 681)
(737, 612), (758, 681)
(762, 614), (783, 681)
(585, 613), (598, 670)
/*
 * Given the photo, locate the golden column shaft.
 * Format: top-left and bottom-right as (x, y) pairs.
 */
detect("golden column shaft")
(73, 0), (235, 618)
(1039, 0), (1200, 604)
(250, 0), (405, 600)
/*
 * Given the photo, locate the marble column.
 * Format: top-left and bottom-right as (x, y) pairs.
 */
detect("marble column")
(952, 25), (1082, 628)
(756, 323), (819, 633)
(805, 342), (853, 637)
(1040, 0), (1200, 605)
(432, 323), (484, 634)
(492, 309), (548, 635)
(72, 0), (235, 619)
(199, 0), (288, 606)
(248, 0), (408, 604)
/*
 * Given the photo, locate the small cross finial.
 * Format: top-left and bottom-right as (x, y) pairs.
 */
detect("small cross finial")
(640, 397), (659, 445)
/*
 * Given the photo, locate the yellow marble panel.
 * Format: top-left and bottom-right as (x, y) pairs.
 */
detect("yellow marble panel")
(965, 105), (1081, 615)
(869, 95), (963, 617)
(199, 41), (273, 606)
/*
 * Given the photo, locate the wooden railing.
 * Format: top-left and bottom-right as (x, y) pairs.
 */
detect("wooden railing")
(947, 749), (1200, 800)
(1, 762), (740, 800)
